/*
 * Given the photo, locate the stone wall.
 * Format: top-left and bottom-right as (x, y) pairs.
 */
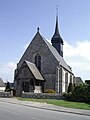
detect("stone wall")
(0, 92), (12, 98)
(22, 92), (64, 100)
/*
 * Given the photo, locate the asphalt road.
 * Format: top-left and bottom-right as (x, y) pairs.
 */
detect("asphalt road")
(0, 101), (90, 120)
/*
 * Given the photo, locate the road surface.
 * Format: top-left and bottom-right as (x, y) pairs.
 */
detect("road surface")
(0, 101), (90, 120)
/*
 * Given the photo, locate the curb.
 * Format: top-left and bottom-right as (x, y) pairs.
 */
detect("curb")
(0, 99), (90, 116)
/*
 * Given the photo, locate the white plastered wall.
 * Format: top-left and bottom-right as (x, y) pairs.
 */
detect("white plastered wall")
(61, 68), (74, 93)
(0, 87), (5, 91)
(62, 68), (66, 92)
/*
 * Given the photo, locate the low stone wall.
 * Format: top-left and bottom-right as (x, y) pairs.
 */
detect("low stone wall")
(22, 92), (64, 100)
(0, 92), (12, 98)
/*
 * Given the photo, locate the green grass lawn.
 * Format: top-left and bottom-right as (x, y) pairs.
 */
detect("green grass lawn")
(18, 97), (90, 110)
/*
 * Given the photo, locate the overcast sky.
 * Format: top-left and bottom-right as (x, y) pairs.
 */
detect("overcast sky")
(0, 0), (90, 82)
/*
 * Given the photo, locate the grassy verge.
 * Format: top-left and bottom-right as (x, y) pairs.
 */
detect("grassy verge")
(18, 97), (90, 110)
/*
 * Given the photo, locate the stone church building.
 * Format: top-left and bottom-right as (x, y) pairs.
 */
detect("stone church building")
(14, 15), (74, 96)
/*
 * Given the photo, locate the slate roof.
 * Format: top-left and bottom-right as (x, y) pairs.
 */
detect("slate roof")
(25, 61), (44, 80)
(43, 38), (73, 73)
(0, 78), (6, 87)
(75, 77), (83, 84)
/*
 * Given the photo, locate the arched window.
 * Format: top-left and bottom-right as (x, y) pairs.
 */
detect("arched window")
(65, 73), (68, 84)
(70, 75), (72, 83)
(35, 53), (41, 71)
(65, 73), (68, 92)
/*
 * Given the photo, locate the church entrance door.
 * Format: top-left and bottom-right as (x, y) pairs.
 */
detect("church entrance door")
(22, 82), (29, 92)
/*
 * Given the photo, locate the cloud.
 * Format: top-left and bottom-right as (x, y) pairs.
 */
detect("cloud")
(64, 40), (90, 60)
(0, 62), (16, 82)
(7, 62), (16, 69)
(64, 39), (90, 81)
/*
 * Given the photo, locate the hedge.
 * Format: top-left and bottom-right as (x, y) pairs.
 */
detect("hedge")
(64, 84), (90, 102)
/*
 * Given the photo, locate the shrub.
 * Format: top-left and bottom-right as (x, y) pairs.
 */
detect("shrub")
(45, 89), (56, 93)
(72, 84), (89, 102)
(5, 88), (11, 92)
(87, 87), (90, 101)
(64, 83), (90, 102)
(67, 83), (74, 93)
(63, 92), (72, 101)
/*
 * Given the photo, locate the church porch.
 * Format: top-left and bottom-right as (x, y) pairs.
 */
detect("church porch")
(14, 61), (45, 96)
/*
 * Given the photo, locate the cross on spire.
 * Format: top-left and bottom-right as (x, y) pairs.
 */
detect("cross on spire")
(53, 5), (60, 37)
(56, 5), (58, 17)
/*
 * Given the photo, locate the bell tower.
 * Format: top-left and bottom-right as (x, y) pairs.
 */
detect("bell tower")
(51, 6), (64, 57)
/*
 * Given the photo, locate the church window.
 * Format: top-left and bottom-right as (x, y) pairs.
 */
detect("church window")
(35, 53), (41, 71)
(65, 73), (68, 84)
(70, 75), (72, 83)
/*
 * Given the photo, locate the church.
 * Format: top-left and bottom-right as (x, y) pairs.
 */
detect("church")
(14, 14), (74, 96)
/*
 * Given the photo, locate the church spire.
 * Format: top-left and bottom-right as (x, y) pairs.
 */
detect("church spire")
(51, 6), (64, 57)
(53, 14), (60, 38)
(53, 5), (60, 38)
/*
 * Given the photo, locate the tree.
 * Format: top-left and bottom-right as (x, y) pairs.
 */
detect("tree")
(5, 82), (11, 92)
(67, 83), (73, 93)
